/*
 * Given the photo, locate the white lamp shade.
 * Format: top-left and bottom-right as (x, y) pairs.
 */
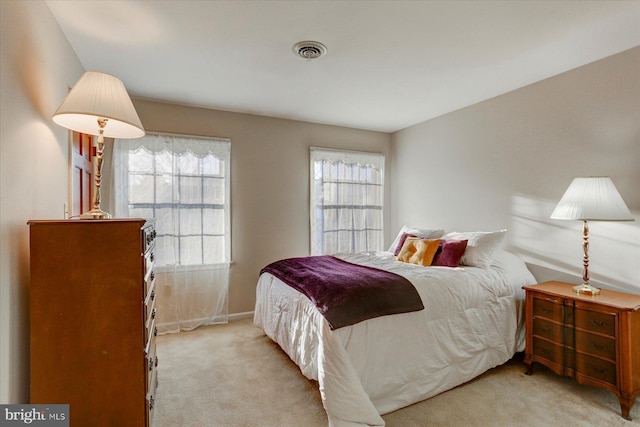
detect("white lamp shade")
(52, 71), (144, 138)
(550, 177), (634, 221)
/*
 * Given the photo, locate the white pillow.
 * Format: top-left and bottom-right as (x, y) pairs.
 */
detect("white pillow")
(388, 225), (445, 253)
(442, 229), (507, 268)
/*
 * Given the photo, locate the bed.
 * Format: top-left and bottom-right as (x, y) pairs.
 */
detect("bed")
(254, 228), (537, 427)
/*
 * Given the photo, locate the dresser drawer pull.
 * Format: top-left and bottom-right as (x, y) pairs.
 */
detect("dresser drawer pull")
(591, 366), (606, 374)
(155, 356), (159, 367)
(150, 290), (156, 301)
(154, 326), (158, 337)
(150, 252), (155, 262)
(151, 308), (156, 320)
(149, 397), (154, 410)
(541, 307), (553, 315)
(150, 271), (155, 281)
(149, 359), (154, 372)
(539, 327), (551, 334)
(590, 319), (608, 327)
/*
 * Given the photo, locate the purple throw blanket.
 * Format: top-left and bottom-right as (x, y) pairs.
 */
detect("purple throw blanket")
(260, 256), (424, 330)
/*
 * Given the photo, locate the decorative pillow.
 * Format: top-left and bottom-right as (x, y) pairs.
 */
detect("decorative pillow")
(389, 225), (445, 254)
(396, 237), (441, 267)
(432, 239), (468, 267)
(442, 230), (507, 268)
(393, 232), (417, 256)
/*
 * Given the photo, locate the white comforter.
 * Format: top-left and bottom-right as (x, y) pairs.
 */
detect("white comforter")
(254, 250), (536, 426)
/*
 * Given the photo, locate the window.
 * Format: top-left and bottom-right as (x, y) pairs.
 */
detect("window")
(113, 133), (231, 268)
(310, 147), (384, 255)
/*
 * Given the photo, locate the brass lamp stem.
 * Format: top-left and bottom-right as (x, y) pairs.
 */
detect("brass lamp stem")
(80, 118), (111, 219)
(573, 220), (600, 295)
(582, 220), (589, 284)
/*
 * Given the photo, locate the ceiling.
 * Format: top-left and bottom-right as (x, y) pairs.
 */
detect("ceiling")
(45, 1), (640, 133)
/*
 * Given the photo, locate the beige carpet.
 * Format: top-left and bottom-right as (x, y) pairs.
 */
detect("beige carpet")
(152, 318), (639, 426)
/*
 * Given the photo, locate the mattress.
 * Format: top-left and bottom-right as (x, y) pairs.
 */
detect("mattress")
(254, 250), (536, 426)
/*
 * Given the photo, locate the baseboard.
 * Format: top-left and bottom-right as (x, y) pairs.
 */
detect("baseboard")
(229, 311), (254, 321)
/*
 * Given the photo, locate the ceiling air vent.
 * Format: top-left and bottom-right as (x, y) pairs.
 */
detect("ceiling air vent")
(293, 41), (327, 60)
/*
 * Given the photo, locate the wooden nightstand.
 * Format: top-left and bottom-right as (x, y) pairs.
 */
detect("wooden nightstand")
(523, 281), (640, 420)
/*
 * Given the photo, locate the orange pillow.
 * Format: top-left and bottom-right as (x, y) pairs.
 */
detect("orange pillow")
(396, 237), (441, 266)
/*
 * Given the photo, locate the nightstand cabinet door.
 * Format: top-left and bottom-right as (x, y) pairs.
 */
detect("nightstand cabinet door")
(29, 219), (157, 427)
(523, 281), (640, 420)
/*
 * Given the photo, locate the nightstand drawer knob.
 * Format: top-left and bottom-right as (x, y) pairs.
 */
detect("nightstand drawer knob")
(592, 342), (606, 351)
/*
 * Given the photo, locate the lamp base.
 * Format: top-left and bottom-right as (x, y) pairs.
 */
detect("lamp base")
(79, 208), (111, 220)
(573, 283), (601, 295)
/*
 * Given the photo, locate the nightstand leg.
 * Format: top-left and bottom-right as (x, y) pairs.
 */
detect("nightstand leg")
(619, 395), (633, 421)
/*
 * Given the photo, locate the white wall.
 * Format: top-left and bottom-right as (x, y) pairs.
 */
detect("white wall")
(391, 47), (640, 294)
(0, 1), (85, 402)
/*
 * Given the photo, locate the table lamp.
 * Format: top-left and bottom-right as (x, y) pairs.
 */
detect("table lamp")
(550, 176), (634, 294)
(53, 71), (145, 219)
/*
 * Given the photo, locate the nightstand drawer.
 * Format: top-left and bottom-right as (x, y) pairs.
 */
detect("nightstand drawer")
(576, 353), (616, 386)
(575, 309), (615, 337)
(575, 331), (615, 362)
(533, 297), (562, 321)
(533, 337), (564, 365)
(533, 317), (567, 343)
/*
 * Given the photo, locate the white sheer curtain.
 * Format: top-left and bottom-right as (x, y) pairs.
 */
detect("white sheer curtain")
(310, 147), (385, 255)
(112, 132), (231, 334)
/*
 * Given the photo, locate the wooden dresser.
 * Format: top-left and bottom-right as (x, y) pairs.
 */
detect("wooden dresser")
(29, 219), (158, 426)
(523, 281), (640, 420)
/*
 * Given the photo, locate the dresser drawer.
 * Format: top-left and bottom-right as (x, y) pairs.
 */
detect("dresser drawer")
(145, 335), (158, 390)
(145, 293), (157, 332)
(575, 330), (616, 362)
(145, 318), (157, 354)
(144, 271), (155, 303)
(146, 384), (156, 427)
(576, 353), (616, 386)
(144, 249), (155, 286)
(575, 309), (615, 337)
(143, 225), (156, 255)
(146, 335), (158, 427)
